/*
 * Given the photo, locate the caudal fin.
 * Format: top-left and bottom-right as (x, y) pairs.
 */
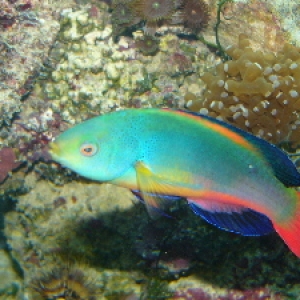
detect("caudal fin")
(273, 191), (300, 257)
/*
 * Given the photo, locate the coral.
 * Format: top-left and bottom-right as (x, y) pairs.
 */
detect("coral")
(110, 0), (211, 39)
(53, 196), (67, 209)
(13, 107), (68, 162)
(112, 3), (136, 26)
(172, 287), (211, 300)
(0, 147), (21, 183)
(0, 248), (22, 299)
(112, 0), (135, 5)
(274, 1), (300, 45)
(156, 257), (192, 279)
(31, 267), (97, 299)
(196, 34), (300, 146)
(136, 34), (160, 55)
(135, 0), (175, 22)
(111, 0), (179, 37)
(184, 91), (203, 111)
(0, 14), (16, 29)
(172, 286), (281, 300)
(0, 0), (68, 130)
(166, 52), (193, 76)
(0, 0), (35, 30)
(181, 0), (210, 31)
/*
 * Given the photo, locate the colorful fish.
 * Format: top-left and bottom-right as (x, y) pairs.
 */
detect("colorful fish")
(49, 109), (300, 257)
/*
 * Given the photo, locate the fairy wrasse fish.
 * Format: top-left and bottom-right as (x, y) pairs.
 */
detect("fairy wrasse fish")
(49, 108), (300, 257)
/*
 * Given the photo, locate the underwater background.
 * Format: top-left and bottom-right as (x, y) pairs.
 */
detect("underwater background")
(1, 0), (300, 299)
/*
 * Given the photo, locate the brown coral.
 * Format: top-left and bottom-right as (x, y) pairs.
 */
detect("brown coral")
(181, 0), (210, 31)
(31, 267), (97, 300)
(112, 3), (136, 25)
(135, 0), (175, 22)
(136, 34), (160, 55)
(196, 34), (300, 146)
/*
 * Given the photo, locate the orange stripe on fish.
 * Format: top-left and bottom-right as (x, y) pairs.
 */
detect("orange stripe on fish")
(172, 110), (254, 151)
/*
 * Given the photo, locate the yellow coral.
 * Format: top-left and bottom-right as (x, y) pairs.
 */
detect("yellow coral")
(194, 34), (300, 146)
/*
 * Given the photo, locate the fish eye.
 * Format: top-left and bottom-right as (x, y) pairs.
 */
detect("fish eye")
(80, 143), (98, 157)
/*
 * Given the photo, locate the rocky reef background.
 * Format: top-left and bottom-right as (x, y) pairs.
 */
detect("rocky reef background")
(1, 0), (300, 299)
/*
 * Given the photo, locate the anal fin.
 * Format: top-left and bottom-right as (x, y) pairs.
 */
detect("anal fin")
(188, 195), (274, 236)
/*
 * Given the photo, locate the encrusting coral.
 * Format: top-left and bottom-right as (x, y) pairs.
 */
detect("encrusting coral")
(187, 34), (300, 147)
(0, 148), (21, 183)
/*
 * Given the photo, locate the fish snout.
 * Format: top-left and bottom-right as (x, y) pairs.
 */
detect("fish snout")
(48, 141), (60, 159)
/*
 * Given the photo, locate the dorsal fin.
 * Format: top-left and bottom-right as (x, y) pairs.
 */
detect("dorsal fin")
(177, 109), (300, 187)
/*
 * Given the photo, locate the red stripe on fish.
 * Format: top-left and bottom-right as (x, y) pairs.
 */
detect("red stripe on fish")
(272, 191), (300, 257)
(187, 190), (268, 216)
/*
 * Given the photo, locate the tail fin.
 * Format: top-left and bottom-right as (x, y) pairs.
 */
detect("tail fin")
(273, 192), (300, 257)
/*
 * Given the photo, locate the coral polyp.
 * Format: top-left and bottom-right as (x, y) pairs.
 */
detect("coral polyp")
(136, 0), (175, 22)
(112, 3), (136, 25)
(199, 34), (300, 146)
(136, 34), (160, 55)
(110, 0), (211, 40)
(31, 267), (97, 300)
(181, 0), (210, 31)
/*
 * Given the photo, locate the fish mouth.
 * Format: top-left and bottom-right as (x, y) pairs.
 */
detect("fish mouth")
(48, 141), (60, 159)
(48, 141), (70, 169)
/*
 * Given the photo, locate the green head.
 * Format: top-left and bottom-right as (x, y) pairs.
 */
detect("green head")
(49, 114), (139, 182)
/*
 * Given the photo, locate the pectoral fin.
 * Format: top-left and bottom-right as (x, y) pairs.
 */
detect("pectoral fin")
(135, 161), (178, 218)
